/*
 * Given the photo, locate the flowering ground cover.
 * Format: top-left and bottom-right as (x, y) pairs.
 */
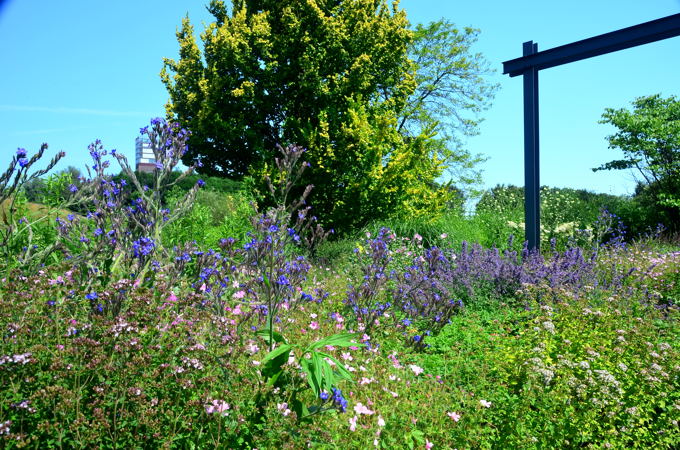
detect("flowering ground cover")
(1, 123), (678, 448)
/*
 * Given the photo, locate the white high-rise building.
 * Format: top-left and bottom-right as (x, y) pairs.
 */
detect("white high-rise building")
(135, 137), (156, 173)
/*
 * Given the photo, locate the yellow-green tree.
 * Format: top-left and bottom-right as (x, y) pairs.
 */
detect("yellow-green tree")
(162, 0), (489, 232)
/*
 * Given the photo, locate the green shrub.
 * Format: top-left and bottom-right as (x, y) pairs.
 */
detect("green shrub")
(162, 188), (256, 248)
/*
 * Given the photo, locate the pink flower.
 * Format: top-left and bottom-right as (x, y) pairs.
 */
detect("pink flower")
(205, 399), (230, 416)
(409, 364), (424, 376)
(479, 399), (492, 408)
(447, 411), (461, 422)
(377, 416), (386, 427)
(277, 402), (291, 416)
(166, 292), (178, 302)
(425, 438), (434, 449)
(309, 321), (319, 330)
(232, 304), (243, 315)
(233, 290), (246, 299)
(354, 402), (375, 415)
(349, 415), (358, 431)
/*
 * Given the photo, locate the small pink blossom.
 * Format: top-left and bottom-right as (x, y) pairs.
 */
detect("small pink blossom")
(377, 416), (386, 427)
(233, 290), (246, 299)
(277, 402), (291, 416)
(425, 438), (433, 449)
(447, 411), (461, 422)
(166, 292), (178, 302)
(409, 364), (424, 376)
(479, 399), (492, 408)
(309, 321), (319, 330)
(349, 415), (358, 431)
(205, 399), (230, 416)
(354, 402), (375, 415)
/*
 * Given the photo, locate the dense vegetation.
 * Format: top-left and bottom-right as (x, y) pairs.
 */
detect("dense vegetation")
(1, 128), (678, 448)
(594, 94), (680, 232)
(1, 1), (678, 448)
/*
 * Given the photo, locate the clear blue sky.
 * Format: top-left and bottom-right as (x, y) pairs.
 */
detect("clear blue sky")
(1, 0), (679, 197)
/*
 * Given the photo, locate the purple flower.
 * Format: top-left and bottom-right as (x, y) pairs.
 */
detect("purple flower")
(16, 148), (27, 157)
(132, 237), (155, 259)
(85, 292), (98, 300)
(197, 179), (205, 187)
(18, 158), (29, 168)
(69, 184), (78, 193)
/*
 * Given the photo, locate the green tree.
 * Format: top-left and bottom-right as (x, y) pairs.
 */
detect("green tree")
(400, 19), (496, 186)
(161, 0), (493, 232)
(594, 94), (680, 229)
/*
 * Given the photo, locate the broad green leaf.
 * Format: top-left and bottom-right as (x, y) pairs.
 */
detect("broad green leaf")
(261, 343), (292, 365)
(311, 353), (325, 397)
(318, 352), (354, 383)
(255, 328), (288, 345)
(300, 357), (320, 397)
(308, 333), (362, 351)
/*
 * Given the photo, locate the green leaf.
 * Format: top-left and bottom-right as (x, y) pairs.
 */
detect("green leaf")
(307, 333), (362, 351)
(255, 328), (288, 345)
(260, 344), (292, 382)
(261, 343), (292, 365)
(300, 357), (320, 397)
(318, 352), (354, 383)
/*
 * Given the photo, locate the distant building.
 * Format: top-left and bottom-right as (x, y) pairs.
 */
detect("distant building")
(135, 137), (156, 173)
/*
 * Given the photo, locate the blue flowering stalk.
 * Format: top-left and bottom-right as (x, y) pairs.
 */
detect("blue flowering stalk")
(0, 144), (66, 274)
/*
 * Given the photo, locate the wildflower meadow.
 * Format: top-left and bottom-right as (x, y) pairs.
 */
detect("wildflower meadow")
(0, 120), (678, 449)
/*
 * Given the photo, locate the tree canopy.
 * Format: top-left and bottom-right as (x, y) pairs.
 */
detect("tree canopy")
(161, 0), (495, 232)
(594, 94), (680, 228)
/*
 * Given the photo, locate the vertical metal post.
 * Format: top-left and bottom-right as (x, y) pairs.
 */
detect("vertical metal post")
(522, 41), (540, 250)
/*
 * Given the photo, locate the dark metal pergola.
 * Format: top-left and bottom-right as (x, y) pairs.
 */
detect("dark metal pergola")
(502, 13), (680, 250)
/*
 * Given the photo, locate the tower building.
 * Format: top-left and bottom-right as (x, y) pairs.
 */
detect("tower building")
(135, 137), (156, 173)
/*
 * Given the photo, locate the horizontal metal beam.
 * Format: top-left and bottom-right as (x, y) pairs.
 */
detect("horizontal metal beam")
(503, 13), (680, 77)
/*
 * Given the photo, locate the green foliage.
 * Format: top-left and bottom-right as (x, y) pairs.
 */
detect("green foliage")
(401, 19), (496, 186)
(259, 331), (360, 420)
(162, 1), (494, 233)
(595, 94), (680, 231)
(114, 170), (243, 204)
(162, 188), (255, 248)
(474, 184), (646, 250)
